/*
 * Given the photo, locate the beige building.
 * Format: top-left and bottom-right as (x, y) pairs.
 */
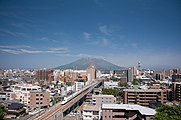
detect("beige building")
(123, 89), (167, 106)
(86, 66), (96, 81)
(82, 105), (101, 120)
(102, 104), (156, 120)
(92, 95), (116, 106)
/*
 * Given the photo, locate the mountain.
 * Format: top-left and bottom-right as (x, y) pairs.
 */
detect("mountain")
(55, 58), (125, 70)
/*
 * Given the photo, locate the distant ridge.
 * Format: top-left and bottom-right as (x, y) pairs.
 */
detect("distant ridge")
(55, 58), (125, 70)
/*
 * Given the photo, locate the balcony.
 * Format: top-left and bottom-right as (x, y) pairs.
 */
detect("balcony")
(112, 112), (125, 116)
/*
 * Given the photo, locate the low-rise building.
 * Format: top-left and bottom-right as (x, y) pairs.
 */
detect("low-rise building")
(82, 105), (101, 120)
(104, 81), (118, 89)
(92, 95), (116, 106)
(75, 82), (85, 91)
(102, 104), (156, 120)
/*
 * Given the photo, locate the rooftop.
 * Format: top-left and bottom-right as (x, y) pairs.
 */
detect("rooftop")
(123, 89), (164, 92)
(83, 105), (100, 111)
(102, 104), (156, 116)
(92, 94), (115, 98)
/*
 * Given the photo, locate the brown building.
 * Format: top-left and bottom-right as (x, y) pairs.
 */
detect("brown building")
(36, 69), (53, 85)
(172, 82), (181, 102)
(102, 104), (156, 120)
(123, 89), (167, 106)
(29, 90), (50, 109)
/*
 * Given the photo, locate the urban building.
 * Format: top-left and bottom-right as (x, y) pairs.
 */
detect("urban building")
(172, 82), (181, 102)
(36, 69), (53, 85)
(123, 89), (167, 106)
(92, 95), (116, 106)
(86, 66), (96, 81)
(133, 66), (137, 76)
(172, 74), (181, 82)
(103, 81), (118, 89)
(10, 84), (50, 109)
(29, 90), (50, 109)
(128, 67), (133, 82)
(6, 102), (26, 119)
(0, 92), (11, 101)
(82, 105), (101, 120)
(75, 81), (85, 91)
(102, 104), (156, 120)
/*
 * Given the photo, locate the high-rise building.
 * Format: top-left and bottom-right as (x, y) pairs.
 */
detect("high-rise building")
(172, 82), (181, 102)
(86, 66), (96, 81)
(128, 68), (133, 82)
(36, 69), (52, 83)
(133, 66), (137, 76)
(172, 74), (181, 82)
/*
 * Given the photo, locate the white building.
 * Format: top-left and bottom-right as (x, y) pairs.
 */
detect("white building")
(75, 82), (85, 91)
(104, 81), (118, 89)
(82, 105), (101, 120)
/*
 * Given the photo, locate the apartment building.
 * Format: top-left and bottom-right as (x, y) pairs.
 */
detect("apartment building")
(172, 82), (181, 102)
(75, 81), (85, 91)
(123, 89), (167, 106)
(102, 104), (156, 120)
(29, 90), (50, 109)
(10, 84), (50, 109)
(82, 105), (101, 120)
(92, 95), (116, 106)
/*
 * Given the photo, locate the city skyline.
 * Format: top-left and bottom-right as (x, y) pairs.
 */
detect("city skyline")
(0, 0), (181, 69)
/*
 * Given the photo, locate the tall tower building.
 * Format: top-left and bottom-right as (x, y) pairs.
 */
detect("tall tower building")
(86, 66), (96, 81)
(133, 66), (137, 76)
(127, 67), (133, 82)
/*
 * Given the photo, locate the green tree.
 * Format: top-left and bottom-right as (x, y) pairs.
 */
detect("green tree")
(132, 79), (141, 85)
(0, 104), (7, 119)
(118, 81), (128, 88)
(102, 88), (119, 97)
(155, 105), (181, 120)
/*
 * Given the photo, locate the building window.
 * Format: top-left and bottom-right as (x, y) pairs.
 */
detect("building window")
(93, 111), (99, 115)
(36, 94), (39, 96)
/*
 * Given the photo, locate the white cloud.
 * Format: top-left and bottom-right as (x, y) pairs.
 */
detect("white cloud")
(48, 48), (68, 51)
(0, 49), (23, 54)
(0, 45), (31, 49)
(83, 32), (91, 41)
(0, 29), (28, 38)
(20, 49), (42, 54)
(99, 25), (111, 35)
(0, 45), (69, 55)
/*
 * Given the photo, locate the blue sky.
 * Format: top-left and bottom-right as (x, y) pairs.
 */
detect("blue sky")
(0, 0), (181, 69)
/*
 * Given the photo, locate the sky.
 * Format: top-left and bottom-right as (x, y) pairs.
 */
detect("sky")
(0, 0), (181, 69)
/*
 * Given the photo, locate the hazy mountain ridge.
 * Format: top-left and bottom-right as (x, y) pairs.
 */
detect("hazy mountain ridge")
(56, 58), (125, 70)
